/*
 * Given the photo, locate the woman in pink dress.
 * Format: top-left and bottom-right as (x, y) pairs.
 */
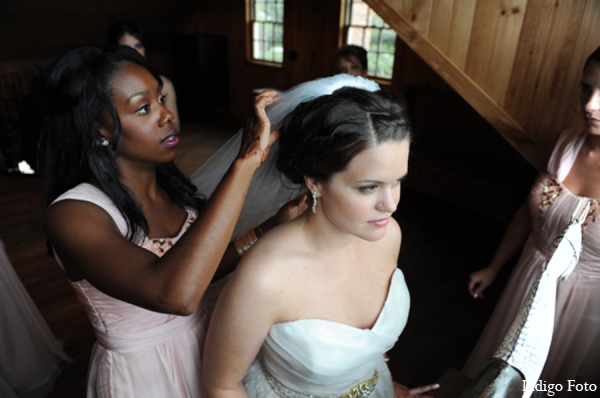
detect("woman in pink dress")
(464, 47), (600, 396)
(38, 45), (300, 397)
(0, 238), (71, 398)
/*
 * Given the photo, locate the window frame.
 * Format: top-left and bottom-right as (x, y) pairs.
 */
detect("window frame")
(246, 0), (285, 67)
(340, 0), (397, 81)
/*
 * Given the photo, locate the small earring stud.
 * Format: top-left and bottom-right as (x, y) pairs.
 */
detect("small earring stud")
(101, 140), (109, 147)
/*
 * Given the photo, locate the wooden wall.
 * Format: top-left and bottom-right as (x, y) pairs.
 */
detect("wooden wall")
(176, 0), (344, 123)
(0, 0), (203, 72)
(3, 0), (590, 221)
(0, 0), (346, 122)
(368, 0), (600, 170)
(2, 0), (598, 161)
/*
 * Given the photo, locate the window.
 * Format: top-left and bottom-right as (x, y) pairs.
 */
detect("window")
(248, 0), (284, 64)
(343, 0), (397, 79)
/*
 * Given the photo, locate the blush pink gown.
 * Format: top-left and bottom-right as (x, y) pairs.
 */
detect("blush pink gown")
(0, 239), (71, 398)
(53, 183), (207, 397)
(463, 129), (600, 395)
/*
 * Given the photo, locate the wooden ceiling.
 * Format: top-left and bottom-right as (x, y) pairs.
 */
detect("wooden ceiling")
(368, 0), (600, 170)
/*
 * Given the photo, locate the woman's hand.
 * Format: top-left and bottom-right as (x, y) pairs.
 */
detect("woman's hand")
(259, 193), (309, 235)
(393, 381), (439, 398)
(468, 266), (499, 299)
(239, 90), (280, 166)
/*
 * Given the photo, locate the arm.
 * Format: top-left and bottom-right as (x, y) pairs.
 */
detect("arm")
(468, 198), (533, 298)
(203, 247), (284, 397)
(45, 92), (279, 315)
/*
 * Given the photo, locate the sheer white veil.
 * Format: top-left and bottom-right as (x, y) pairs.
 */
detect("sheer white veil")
(189, 74), (381, 240)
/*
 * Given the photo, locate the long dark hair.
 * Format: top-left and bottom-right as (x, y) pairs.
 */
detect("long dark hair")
(277, 87), (412, 185)
(38, 45), (204, 242)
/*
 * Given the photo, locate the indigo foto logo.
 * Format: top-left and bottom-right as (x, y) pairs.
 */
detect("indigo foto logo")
(523, 380), (597, 396)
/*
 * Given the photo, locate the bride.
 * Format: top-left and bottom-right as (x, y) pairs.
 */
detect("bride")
(202, 75), (439, 398)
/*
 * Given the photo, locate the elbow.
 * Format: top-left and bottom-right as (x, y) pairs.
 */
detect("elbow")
(172, 303), (196, 316)
(202, 358), (245, 397)
(154, 274), (213, 315)
(155, 290), (201, 316)
(203, 381), (243, 398)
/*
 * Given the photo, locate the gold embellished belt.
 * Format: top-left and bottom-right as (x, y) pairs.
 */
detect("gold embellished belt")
(263, 364), (380, 398)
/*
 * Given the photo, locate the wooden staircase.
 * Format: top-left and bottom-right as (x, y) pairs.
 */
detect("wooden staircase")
(367, 0), (600, 171)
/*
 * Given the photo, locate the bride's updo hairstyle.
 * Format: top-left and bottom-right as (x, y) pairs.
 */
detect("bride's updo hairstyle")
(276, 87), (412, 185)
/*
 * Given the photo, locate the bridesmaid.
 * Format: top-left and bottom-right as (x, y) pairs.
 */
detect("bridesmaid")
(38, 45), (300, 397)
(465, 46), (600, 396)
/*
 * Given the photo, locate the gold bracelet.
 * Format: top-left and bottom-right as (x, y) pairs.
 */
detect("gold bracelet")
(234, 228), (258, 256)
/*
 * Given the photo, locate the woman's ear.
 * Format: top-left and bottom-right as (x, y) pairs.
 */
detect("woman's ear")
(304, 176), (320, 197)
(97, 125), (111, 142)
(96, 110), (116, 145)
(96, 125), (114, 149)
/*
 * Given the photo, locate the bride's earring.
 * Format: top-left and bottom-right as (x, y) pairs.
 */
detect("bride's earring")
(312, 190), (318, 214)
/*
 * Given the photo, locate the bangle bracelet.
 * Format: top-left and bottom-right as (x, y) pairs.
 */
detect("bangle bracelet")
(256, 224), (265, 238)
(234, 228), (258, 256)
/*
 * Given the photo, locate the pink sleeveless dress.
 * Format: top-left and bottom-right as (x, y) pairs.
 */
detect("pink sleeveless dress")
(53, 183), (207, 397)
(463, 129), (600, 394)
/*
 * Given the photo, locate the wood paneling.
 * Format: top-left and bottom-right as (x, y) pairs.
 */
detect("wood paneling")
(369, 0), (546, 169)
(447, 1), (477, 69)
(368, 0), (600, 170)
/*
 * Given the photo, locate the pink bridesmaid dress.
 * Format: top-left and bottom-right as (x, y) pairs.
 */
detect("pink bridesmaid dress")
(0, 238), (71, 398)
(463, 129), (600, 396)
(53, 183), (207, 397)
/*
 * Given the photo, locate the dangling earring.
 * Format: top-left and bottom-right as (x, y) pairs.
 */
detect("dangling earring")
(101, 139), (109, 147)
(312, 190), (318, 214)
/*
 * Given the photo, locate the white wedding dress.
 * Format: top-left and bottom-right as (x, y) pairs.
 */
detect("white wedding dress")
(191, 74), (405, 396)
(242, 269), (410, 397)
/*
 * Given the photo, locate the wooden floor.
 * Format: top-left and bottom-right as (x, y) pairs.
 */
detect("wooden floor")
(0, 117), (518, 397)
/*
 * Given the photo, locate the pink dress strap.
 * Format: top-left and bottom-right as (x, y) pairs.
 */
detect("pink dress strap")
(547, 128), (586, 182)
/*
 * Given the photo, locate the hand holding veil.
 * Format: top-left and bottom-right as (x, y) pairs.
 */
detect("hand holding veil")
(189, 74), (380, 240)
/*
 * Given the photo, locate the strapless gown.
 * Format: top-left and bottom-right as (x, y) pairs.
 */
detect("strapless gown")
(243, 268), (410, 397)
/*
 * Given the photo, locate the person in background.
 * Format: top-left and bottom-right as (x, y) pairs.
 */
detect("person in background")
(203, 75), (439, 398)
(464, 46), (600, 396)
(107, 19), (181, 133)
(335, 44), (368, 78)
(38, 45), (302, 397)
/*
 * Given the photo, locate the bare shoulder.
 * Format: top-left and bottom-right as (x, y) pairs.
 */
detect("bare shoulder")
(387, 216), (401, 240)
(382, 216), (402, 254)
(44, 199), (120, 243)
(232, 224), (297, 279)
(44, 199), (139, 280)
(226, 223), (303, 300)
